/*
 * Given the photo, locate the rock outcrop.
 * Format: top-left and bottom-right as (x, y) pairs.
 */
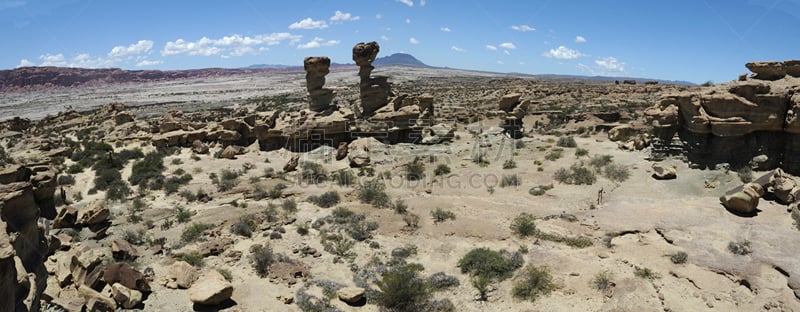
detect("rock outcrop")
(353, 41), (392, 117)
(304, 56), (335, 112)
(646, 60), (800, 173)
(189, 270), (233, 306)
(0, 164), (57, 312)
(497, 93), (529, 138)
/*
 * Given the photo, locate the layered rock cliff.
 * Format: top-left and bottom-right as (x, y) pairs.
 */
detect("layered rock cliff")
(646, 60), (800, 172)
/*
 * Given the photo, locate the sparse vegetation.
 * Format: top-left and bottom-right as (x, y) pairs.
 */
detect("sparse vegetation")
(301, 161), (328, 184)
(603, 162), (630, 182)
(670, 251), (688, 264)
(472, 151), (490, 167)
(307, 191), (341, 208)
(431, 208), (456, 224)
(434, 163), (451, 176)
(376, 263), (431, 312)
(403, 213), (420, 229)
(510, 213), (537, 237)
(545, 151), (562, 161)
(181, 222), (211, 242)
(175, 206), (192, 223)
(728, 240), (752, 255)
(556, 136), (577, 148)
(458, 248), (523, 281)
(588, 154), (613, 169)
(405, 157), (426, 181)
(358, 179), (390, 208)
(554, 163), (596, 185)
(332, 169), (356, 186)
(393, 199), (408, 214)
(633, 266), (661, 279)
(250, 244), (274, 277)
(512, 265), (555, 302)
(575, 148), (589, 157)
(282, 198), (298, 212)
(231, 214), (255, 237)
(592, 271), (613, 291)
(427, 272), (460, 290)
(503, 159), (517, 169)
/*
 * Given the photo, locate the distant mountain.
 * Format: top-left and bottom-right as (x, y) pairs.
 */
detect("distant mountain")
(245, 64), (301, 70)
(373, 53), (430, 67)
(508, 73), (697, 86)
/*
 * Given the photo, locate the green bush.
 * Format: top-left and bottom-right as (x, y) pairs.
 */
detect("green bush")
(500, 174), (521, 187)
(458, 248), (523, 280)
(545, 151), (562, 161)
(575, 148), (589, 157)
(556, 136), (577, 148)
(603, 163), (630, 182)
(431, 208), (456, 224)
(391, 244), (418, 259)
(589, 154), (613, 169)
(634, 266), (661, 279)
(503, 159), (517, 169)
(510, 213), (537, 238)
(406, 158), (426, 181)
(129, 152), (165, 189)
(301, 161), (328, 184)
(307, 191), (340, 208)
(332, 169), (356, 186)
(332, 206), (355, 219)
(231, 214), (255, 237)
(592, 271), (613, 291)
(434, 164), (451, 176)
(670, 251), (688, 264)
(282, 198), (297, 212)
(215, 169), (241, 192)
(472, 276), (491, 301)
(393, 199), (408, 214)
(728, 240), (752, 255)
(250, 244), (274, 277)
(472, 151), (490, 167)
(181, 222), (210, 242)
(554, 163), (596, 185)
(376, 263), (430, 312)
(403, 213), (420, 229)
(176, 253), (204, 267)
(427, 272), (460, 290)
(358, 179), (390, 208)
(512, 265), (555, 302)
(217, 268), (233, 282)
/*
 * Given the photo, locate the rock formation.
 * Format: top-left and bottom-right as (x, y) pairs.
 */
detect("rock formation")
(498, 93), (529, 138)
(0, 164), (58, 311)
(304, 56), (335, 112)
(353, 42), (393, 117)
(646, 60), (800, 173)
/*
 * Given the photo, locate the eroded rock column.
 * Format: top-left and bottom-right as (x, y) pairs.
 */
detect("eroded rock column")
(304, 56), (335, 112)
(353, 42), (392, 117)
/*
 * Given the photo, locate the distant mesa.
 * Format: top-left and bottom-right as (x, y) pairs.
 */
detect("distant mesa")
(372, 53), (430, 68)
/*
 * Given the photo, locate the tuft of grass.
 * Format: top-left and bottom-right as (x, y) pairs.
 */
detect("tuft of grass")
(217, 268), (233, 282)
(592, 271), (613, 291)
(176, 252), (204, 267)
(393, 199), (408, 215)
(503, 159), (517, 169)
(512, 265), (555, 302)
(728, 240), (752, 255)
(403, 213), (420, 229)
(669, 251), (688, 264)
(633, 266), (661, 279)
(574, 148), (589, 157)
(545, 151), (562, 161)
(556, 136), (577, 148)
(431, 208), (456, 224)
(434, 164), (451, 176)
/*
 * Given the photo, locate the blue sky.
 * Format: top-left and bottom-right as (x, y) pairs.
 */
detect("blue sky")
(1, 0), (798, 83)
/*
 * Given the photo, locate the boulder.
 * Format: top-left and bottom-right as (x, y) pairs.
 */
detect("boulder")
(746, 61), (786, 80)
(651, 163), (676, 180)
(608, 125), (637, 142)
(53, 206), (78, 229)
(769, 169), (799, 204)
(218, 145), (246, 159)
(335, 142), (348, 161)
(348, 137), (380, 167)
(166, 260), (197, 289)
(720, 182), (765, 215)
(499, 93), (522, 112)
(189, 270), (234, 306)
(421, 124), (455, 144)
(78, 284), (116, 311)
(337, 287), (365, 305)
(191, 140), (209, 154)
(111, 283), (143, 309)
(77, 200), (109, 226)
(103, 262), (150, 293)
(111, 239), (139, 261)
(283, 154), (300, 172)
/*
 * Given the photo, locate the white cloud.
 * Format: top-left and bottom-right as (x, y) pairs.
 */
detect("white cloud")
(135, 60), (163, 67)
(543, 46), (583, 59)
(375, 14), (382, 19)
(405, 18), (411, 24)
(397, 0), (413, 7)
(39, 53), (66, 66)
(595, 57), (625, 72)
(297, 37), (340, 49)
(499, 42), (516, 49)
(497, 60), (504, 65)
(451, 46), (465, 52)
(485, 45), (497, 51)
(504, 50), (511, 55)
(511, 25), (535, 32)
(108, 40), (153, 58)
(575, 36), (586, 43)
(17, 59), (34, 67)
(380, 35), (390, 41)
(420, 0), (426, 6)
(440, 27), (451, 32)
(409, 37), (420, 45)
(289, 18), (328, 30)
(330, 10), (360, 21)
(161, 32), (300, 57)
